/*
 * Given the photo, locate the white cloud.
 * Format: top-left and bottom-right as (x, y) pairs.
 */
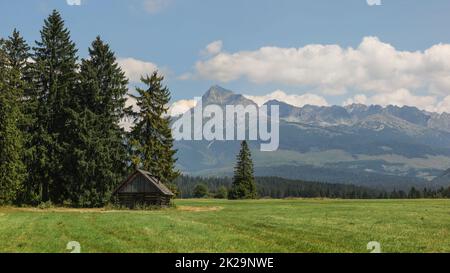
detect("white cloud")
(435, 96), (450, 114)
(66, 0), (81, 6)
(120, 95), (138, 132)
(367, 0), (382, 6)
(168, 99), (198, 116)
(177, 72), (193, 81)
(120, 96), (197, 132)
(343, 89), (437, 112)
(120, 95), (192, 130)
(165, 90), (328, 118)
(343, 94), (369, 106)
(192, 37), (450, 97)
(117, 57), (159, 83)
(202, 40), (223, 56)
(143, 0), (172, 14)
(244, 90), (328, 108)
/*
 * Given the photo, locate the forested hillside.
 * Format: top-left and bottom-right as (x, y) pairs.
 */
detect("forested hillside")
(176, 176), (450, 199)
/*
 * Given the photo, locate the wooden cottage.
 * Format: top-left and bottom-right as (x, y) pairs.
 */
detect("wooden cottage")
(113, 169), (174, 208)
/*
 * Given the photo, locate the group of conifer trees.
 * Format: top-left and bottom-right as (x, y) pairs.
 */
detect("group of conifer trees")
(0, 10), (178, 207)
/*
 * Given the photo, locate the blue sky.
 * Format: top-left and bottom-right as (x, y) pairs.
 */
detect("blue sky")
(2, 0), (450, 112)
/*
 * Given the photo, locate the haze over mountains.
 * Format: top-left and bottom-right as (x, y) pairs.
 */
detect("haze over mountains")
(173, 85), (450, 190)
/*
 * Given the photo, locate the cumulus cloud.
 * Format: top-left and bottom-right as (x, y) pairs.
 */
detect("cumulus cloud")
(66, 0), (81, 6)
(177, 72), (193, 81)
(164, 90), (328, 118)
(168, 99), (198, 116)
(121, 95), (193, 130)
(202, 40), (223, 56)
(192, 37), (450, 97)
(120, 95), (138, 132)
(143, 0), (172, 14)
(343, 89), (438, 112)
(244, 90), (328, 108)
(121, 94), (189, 130)
(117, 57), (159, 83)
(435, 96), (450, 114)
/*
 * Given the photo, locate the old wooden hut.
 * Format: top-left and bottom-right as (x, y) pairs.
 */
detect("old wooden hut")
(112, 169), (174, 208)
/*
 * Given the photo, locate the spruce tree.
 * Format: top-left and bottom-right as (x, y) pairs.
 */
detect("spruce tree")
(4, 30), (33, 204)
(131, 72), (179, 184)
(229, 141), (257, 200)
(4, 29), (32, 132)
(0, 37), (27, 205)
(65, 37), (129, 206)
(30, 10), (79, 203)
(5, 30), (30, 73)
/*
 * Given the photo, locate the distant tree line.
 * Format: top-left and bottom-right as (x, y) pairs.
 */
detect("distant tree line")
(0, 10), (178, 207)
(181, 139), (450, 200)
(176, 176), (450, 199)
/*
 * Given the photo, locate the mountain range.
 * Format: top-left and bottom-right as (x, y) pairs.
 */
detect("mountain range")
(174, 85), (450, 190)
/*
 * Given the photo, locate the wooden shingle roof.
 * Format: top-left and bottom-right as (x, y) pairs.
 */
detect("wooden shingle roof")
(113, 169), (175, 196)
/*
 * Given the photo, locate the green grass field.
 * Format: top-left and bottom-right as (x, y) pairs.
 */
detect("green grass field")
(0, 199), (449, 253)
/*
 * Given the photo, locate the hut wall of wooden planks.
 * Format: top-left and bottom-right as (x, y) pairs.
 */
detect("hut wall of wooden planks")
(113, 169), (174, 208)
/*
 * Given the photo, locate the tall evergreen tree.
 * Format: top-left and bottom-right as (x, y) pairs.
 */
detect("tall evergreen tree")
(5, 30), (30, 73)
(131, 72), (179, 184)
(65, 37), (130, 206)
(4, 29), (32, 130)
(4, 30), (33, 203)
(30, 10), (79, 203)
(229, 141), (257, 200)
(0, 36), (27, 205)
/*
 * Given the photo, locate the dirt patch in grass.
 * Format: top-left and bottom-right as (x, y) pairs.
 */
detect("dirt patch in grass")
(11, 208), (107, 213)
(0, 207), (132, 214)
(177, 206), (223, 212)
(0, 206), (218, 214)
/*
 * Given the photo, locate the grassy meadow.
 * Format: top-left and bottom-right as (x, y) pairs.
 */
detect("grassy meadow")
(0, 199), (449, 253)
